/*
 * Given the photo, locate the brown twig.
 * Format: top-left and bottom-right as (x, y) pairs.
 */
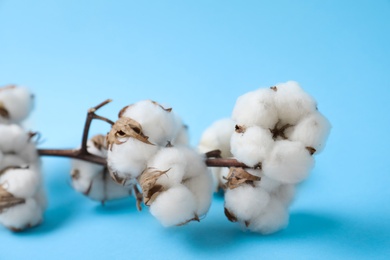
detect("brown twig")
(37, 99), (251, 169)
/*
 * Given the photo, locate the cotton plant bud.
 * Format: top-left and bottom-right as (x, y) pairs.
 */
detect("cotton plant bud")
(118, 100), (181, 146)
(262, 140), (315, 184)
(107, 117), (159, 183)
(198, 118), (235, 158)
(139, 146), (213, 226)
(0, 165), (46, 232)
(232, 88), (278, 129)
(0, 85), (34, 124)
(230, 125), (274, 167)
(249, 195), (289, 235)
(271, 81), (317, 126)
(224, 184), (270, 227)
(285, 111), (331, 154)
(71, 135), (133, 203)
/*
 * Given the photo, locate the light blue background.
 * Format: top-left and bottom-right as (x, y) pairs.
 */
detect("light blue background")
(1, 0), (389, 259)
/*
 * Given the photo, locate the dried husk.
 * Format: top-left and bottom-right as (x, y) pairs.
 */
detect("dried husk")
(91, 134), (107, 151)
(224, 207), (238, 222)
(151, 100), (172, 112)
(226, 167), (261, 190)
(137, 168), (169, 206)
(270, 122), (292, 140)
(0, 186), (25, 213)
(0, 101), (9, 119)
(235, 125), (246, 134)
(106, 117), (153, 150)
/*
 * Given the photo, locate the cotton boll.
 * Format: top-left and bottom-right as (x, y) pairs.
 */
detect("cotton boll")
(230, 125), (274, 167)
(120, 100), (180, 146)
(107, 138), (159, 180)
(232, 88), (278, 129)
(0, 124), (30, 153)
(262, 140), (315, 184)
(182, 170), (214, 216)
(0, 198), (43, 231)
(71, 158), (103, 195)
(224, 185), (270, 223)
(0, 165), (41, 198)
(198, 118), (235, 158)
(272, 81), (317, 125)
(249, 196), (289, 234)
(149, 185), (198, 227)
(0, 85), (34, 124)
(286, 111), (331, 154)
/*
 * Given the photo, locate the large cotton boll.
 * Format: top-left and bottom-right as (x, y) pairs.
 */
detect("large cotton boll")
(0, 165), (41, 198)
(198, 118), (235, 158)
(107, 138), (158, 180)
(230, 125), (274, 167)
(272, 81), (317, 125)
(183, 171), (214, 217)
(0, 198), (43, 231)
(0, 86), (34, 124)
(149, 185), (197, 227)
(224, 185), (270, 222)
(286, 111), (331, 154)
(0, 124), (30, 153)
(249, 196), (289, 234)
(120, 100), (180, 146)
(232, 88), (278, 129)
(262, 140), (315, 184)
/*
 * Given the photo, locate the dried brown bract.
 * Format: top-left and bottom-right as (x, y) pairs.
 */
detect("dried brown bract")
(0, 186), (25, 213)
(235, 124), (246, 134)
(224, 207), (238, 222)
(91, 134), (107, 151)
(0, 101), (9, 119)
(151, 100), (172, 112)
(226, 167), (261, 189)
(138, 168), (169, 206)
(106, 117), (153, 150)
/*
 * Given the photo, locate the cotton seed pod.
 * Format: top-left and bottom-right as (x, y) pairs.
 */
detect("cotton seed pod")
(119, 100), (181, 146)
(224, 184), (270, 227)
(107, 117), (159, 181)
(0, 165), (41, 199)
(149, 184), (198, 227)
(71, 135), (133, 202)
(230, 125), (274, 167)
(0, 85), (34, 124)
(232, 88), (278, 129)
(0, 197), (43, 232)
(272, 81), (317, 126)
(285, 111), (331, 154)
(198, 118), (235, 158)
(262, 140), (315, 184)
(249, 196), (289, 234)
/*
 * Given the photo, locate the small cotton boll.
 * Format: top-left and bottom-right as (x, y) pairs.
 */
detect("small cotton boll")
(71, 159), (104, 194)
(198, 118), (235, 158)
(107, 138), (159, 180)
(224, 185), (270, 222)
(272, 81), (317, 125)
(230, 125), (274, 167)
(120, 100), (180, 146)
(232, 88), (278, 129)
(262, 140), (315, 184)
(0, 198), (43, 231)
(0, 85), (34, 124)
(0, 124), (30, 153)
(286, 111), (331, 154)
(182, 170), (214, 216)
(149, 185), (197, 227)
(249, 196), (288, 234)
(0, 165), (41, 198)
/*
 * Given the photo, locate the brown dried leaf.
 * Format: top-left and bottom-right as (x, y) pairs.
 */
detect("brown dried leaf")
(306, 146), (316, 155)
(91, 134), (107, 151)
(151, 100), (172, 112)
(109, 171), (127, 186)
(235, 124), (246, 134)
(106, 117), (153, 150)
(138, 168), (169, 206)
(0, 101), (9, 119)
(224, 207), (238, 223)
(118, 104), (133, 118)
(226, 167), (261, 190)
(176, 214), (200, 226)
(0, 186), (25, 213)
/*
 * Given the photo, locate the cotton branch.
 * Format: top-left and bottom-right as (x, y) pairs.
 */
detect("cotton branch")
(37, 100), (250, 169)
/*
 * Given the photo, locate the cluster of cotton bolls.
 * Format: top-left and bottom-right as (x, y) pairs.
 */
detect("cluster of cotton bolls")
(0, 85), (46, 232)
(199, 81), (331, 234)
(70, 134), (135, 205)
(107, 100), (213, 226)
